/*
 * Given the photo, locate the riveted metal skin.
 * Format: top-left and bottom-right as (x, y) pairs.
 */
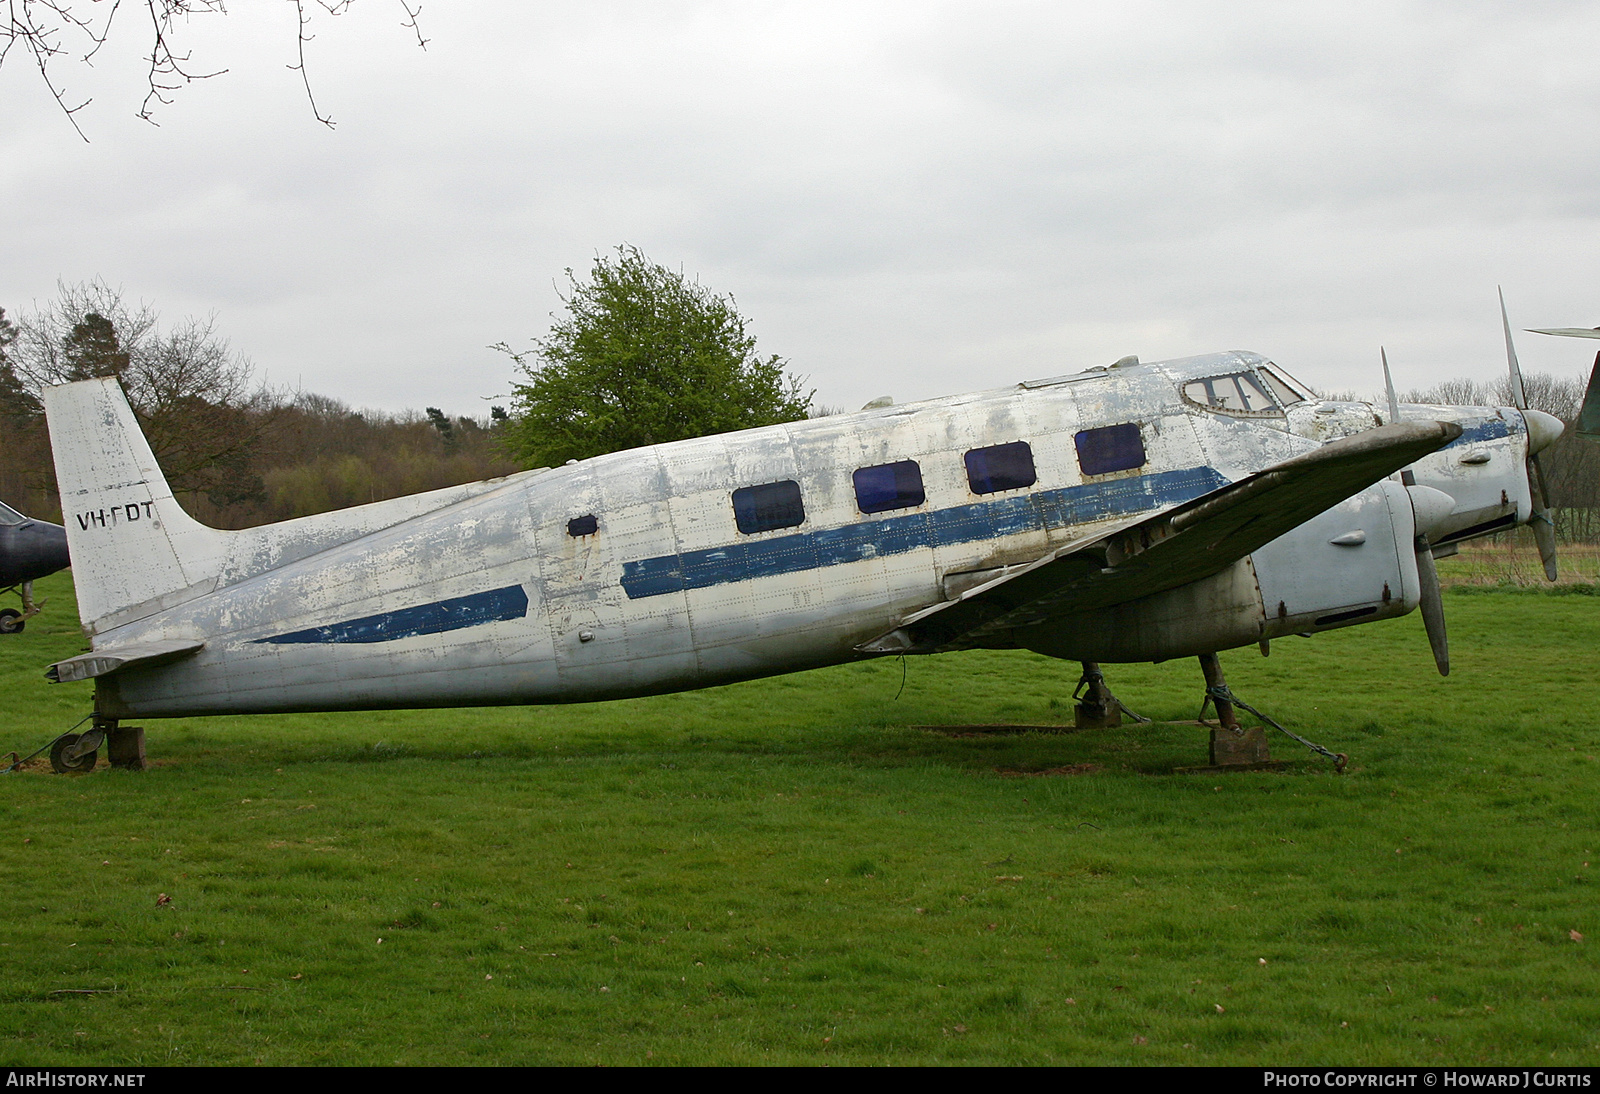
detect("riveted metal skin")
(37, 350), (1544, 721)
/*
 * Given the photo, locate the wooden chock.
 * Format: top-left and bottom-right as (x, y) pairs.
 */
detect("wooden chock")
(107, 725), (147, 771)
(1209, 725), (1270, 766)
(1198, 653), (1271, 767)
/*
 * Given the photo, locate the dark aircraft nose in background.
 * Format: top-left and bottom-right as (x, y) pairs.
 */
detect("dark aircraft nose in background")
(0, 509), (71, 587)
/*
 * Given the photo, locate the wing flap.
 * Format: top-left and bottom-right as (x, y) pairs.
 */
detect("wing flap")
(861, 420), (1461, 653)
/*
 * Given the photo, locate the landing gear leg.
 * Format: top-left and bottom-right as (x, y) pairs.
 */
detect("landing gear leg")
(21, 580), (42, 620)
(50, 726), (104, 773)
(0, 581), (46, 634)
(47, 716), (146, 774)
(1198, 653), (1270, 767)
(1073, 662), (1122, 729)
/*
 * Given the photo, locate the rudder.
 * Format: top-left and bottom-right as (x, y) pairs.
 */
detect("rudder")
(43, 378), (227, 632)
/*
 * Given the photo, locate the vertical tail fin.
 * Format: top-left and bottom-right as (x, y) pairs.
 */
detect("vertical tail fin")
(43, 378), (227, 632)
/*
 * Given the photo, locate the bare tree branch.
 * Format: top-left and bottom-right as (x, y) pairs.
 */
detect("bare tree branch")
(2, 0), (108, 140)
(288, 0), (334, 128)
(136, 1), (229, 126)
(1, 0), (426, 135)
(398, 0), (425, 50)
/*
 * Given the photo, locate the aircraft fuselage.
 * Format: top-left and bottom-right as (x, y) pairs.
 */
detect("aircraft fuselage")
(52, 351), (1539, 719)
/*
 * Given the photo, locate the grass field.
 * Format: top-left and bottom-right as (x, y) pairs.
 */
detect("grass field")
(2, 571), (1598, 1066)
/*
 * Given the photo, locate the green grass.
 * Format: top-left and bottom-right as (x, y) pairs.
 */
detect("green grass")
(2, 571), (1598, 1065)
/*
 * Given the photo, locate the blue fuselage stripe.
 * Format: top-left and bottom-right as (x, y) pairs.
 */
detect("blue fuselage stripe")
(1442, 417), (1514, 448)
(254, 466), (1231, 638)
(258, 584), (530, 645)
(620, 466), (1229, 600)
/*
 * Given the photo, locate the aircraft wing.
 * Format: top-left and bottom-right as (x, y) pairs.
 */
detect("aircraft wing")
(859, 420), (1462, 654)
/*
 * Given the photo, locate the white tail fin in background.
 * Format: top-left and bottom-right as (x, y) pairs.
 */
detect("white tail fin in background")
(44, 378), (227, 631)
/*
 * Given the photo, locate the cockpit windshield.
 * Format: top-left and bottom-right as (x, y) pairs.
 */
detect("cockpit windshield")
(1182, 372), (1282, 416)
(1258, 364), (1311, 404)
(0, 501), (26, 525)
(1181, 364), (1311, 417)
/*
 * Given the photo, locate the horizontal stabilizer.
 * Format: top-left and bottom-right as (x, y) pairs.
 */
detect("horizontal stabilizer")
(861, 419), (1462, 653)
(46, 639), (205, 684)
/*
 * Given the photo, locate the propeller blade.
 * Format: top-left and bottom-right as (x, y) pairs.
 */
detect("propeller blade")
(1381, 348), (1416, 485)
(1499, 289), (1559, 581)
(1500, 287), (1528, 410)
(1406, 485), (1455, 676)
(1382, 347), (1401, 425)
(1531, 512), (1559, 582)
(1415, 537), (1449, 676)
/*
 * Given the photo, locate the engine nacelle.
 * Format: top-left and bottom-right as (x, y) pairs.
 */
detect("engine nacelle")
(1017, 479), (1421, 663)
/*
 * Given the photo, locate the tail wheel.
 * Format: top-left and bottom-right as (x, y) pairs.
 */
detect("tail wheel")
(0, 609), (23, 634)
(50, 734), (97, 774)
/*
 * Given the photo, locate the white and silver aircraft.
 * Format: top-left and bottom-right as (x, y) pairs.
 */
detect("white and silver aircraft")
(39, 331), (1572, 773)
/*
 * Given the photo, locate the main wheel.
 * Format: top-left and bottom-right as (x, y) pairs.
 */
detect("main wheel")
(0, 609), (23, 634)
(50, 734), (97, 774)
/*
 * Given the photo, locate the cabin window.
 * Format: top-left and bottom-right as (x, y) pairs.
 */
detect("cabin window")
(853, 460), (925, 514)
(732, 480), (806, 534)
(1181, 372), (1283, 416)
(0, 501), (23, 525)
(566, 515), (598, 537)
(1075, 423), (1146, 476)
(965, 441), (1036, 494)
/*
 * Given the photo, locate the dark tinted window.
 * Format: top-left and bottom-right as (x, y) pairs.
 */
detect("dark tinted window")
(1075, 423), (1146, 476)
(853, 460), (925, 514)
(732, 480), (805, 534)
(965, 442), (1036, 494)
(566, 514), (598, 537)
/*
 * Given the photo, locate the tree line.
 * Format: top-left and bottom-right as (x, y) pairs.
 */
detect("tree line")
(0, 283), (518, 529)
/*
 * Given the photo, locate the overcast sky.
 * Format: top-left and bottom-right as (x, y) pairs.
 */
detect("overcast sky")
(3, 1), (1598, 417)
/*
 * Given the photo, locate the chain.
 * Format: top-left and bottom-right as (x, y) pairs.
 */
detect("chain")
(0, 715), (94, 775)
(1204, 683), (1347, 773)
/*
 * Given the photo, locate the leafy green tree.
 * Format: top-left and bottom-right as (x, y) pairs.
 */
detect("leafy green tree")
(498, 246), (812, 467)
